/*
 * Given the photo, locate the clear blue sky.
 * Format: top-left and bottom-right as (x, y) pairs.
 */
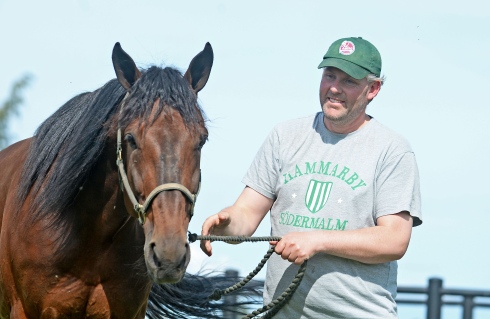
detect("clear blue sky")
(1, 1), (489, 318)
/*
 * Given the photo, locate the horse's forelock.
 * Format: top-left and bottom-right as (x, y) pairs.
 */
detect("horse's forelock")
(119, 66), (206, 131)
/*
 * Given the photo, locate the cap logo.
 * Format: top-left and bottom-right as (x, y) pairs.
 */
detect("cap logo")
(339, 41), (355, 55)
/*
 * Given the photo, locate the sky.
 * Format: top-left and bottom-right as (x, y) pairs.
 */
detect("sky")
(1, 1), (490, 318)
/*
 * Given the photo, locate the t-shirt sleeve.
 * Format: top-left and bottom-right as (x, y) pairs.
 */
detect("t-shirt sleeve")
(375, 151), (422, 226)
(242, 128), (281, 200)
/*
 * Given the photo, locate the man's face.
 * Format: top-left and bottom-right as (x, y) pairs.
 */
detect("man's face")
(319, 67), (375, 131)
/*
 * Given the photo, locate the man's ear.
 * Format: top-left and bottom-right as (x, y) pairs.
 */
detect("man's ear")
(367, 81), (381, 100)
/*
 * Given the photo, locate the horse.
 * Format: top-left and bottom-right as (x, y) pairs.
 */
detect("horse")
(0, 42), (255, 318)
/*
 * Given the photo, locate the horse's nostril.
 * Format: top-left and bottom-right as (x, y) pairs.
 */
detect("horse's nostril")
(150, 243), (161, 268)
(179, 253), (187, 269)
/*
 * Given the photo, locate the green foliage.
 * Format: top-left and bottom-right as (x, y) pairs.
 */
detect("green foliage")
(0, 74), (32, 150)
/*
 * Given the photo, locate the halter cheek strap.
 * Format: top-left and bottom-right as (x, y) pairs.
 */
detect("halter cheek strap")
(116, 92), (200, 225)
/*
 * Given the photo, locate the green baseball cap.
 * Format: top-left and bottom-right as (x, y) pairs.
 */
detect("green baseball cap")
(318, 37), (382, 79)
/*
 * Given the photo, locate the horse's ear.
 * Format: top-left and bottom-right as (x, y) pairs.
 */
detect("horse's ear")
(184, 42), (214, 94)
(112, 42), (141, 91)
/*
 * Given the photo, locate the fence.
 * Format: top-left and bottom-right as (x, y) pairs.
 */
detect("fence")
(397, 277), (490, 319)
(221, 271), (490, 319)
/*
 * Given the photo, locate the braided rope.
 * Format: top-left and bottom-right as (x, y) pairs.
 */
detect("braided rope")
(188, 233), (307, 318)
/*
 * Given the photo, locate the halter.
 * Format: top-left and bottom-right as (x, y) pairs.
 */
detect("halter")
(116, 92), (200, 225)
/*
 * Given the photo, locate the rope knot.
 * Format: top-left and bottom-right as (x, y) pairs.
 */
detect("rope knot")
(188, 232), (198, 243)
(209, 288), (223, 301)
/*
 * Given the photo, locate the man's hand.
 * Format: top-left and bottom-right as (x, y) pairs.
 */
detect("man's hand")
(200, 211), (232, 256)
(271, 232), (320, 265)
(199, 187), (273, 257)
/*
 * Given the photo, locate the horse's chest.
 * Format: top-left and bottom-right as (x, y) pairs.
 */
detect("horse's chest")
(86, 284), (111, 318)
(38, 282), (111, 318)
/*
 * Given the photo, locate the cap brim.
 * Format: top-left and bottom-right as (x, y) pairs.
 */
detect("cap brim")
(318, 58), (370, 80)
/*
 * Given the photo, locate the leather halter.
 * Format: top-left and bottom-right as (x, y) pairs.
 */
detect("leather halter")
(116, 92), (200, 225)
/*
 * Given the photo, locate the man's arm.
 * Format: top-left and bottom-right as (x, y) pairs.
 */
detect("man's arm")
(200, 186), (273, 256)
(201, 187), (413, 264)
(272, 211), (413, 265)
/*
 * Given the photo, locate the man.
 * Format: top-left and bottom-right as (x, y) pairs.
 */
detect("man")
(201, 37), (422, 318)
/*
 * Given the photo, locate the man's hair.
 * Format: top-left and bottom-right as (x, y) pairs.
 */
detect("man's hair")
(367, 73), (386, 86)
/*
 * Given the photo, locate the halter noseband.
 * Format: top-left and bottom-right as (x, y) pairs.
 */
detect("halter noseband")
(116, 92), (200, 225)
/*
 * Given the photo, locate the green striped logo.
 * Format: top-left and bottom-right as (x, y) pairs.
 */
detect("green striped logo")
(305, 179), (333, 214)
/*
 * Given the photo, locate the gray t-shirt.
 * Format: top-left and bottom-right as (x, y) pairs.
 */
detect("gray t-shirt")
(242, 112), (422, 318)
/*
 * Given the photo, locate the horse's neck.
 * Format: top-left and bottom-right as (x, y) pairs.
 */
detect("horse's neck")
(71, 140), (143, 248)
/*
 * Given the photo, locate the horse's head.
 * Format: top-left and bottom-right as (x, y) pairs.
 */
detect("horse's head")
(112, 43), (212, 284)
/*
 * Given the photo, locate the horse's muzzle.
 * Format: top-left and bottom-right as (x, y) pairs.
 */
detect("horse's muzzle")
(145, 240), (190, 284)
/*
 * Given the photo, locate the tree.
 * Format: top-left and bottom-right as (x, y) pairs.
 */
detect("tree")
(0, 74), (32, 150)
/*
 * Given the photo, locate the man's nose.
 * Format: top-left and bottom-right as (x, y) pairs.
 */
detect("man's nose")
(329, 81), (342, 94)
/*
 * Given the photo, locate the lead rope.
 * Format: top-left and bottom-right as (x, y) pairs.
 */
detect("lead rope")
(188, 233), (307, 319)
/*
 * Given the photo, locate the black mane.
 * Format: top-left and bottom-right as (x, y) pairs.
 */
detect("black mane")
(17, 66), (205, 227)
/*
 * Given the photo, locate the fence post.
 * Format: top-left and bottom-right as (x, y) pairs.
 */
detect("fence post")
(223, 269), (239, 319)
(426, 277), (443, 319)
(462, 295), (474, 319)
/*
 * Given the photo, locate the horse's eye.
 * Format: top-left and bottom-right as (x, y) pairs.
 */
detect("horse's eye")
(124, 134), (138, 149)
(197, 135), (208, 150)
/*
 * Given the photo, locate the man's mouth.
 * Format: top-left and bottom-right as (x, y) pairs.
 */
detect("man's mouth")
(327, 97), (344, 104)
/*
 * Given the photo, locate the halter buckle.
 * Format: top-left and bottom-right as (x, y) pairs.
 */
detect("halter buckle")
(135, 204), (146, 225)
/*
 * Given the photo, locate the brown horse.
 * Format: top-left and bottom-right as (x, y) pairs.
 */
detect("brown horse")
(0, 43), (240, 318)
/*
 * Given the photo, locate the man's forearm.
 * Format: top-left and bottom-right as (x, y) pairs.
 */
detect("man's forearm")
(319, 212), (413, 264)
